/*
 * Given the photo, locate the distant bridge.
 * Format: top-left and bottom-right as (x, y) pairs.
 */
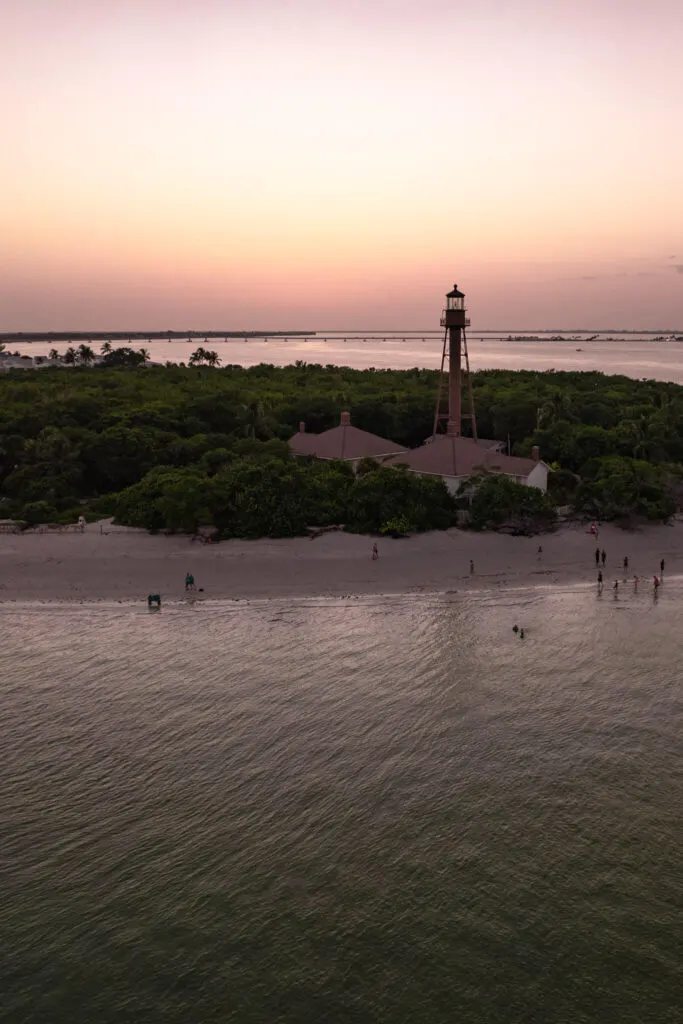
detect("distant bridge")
(0, 330), (314, 344)
(2, 329), (681, 346)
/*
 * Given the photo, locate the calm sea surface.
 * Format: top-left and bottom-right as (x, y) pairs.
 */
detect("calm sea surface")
(21, 336), (683, 383)
(2, 589), (681, 1023)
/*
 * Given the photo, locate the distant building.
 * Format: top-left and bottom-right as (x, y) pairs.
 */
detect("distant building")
(289, 411), (407, 468)
(0, 354), (62, 372)
(0, 354), (35, 372)
(386, 437), (548, 495)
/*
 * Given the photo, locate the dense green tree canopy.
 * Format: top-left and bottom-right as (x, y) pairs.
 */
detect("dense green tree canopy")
(0, 361), (681, 530)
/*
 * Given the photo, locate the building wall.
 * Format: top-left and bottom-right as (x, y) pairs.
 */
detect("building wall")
(526, 462), (548, 492)
(443, 475), (463, 496)
(410, 466), (548, 495)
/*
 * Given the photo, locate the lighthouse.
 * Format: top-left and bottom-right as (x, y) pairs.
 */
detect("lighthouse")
(440, 284), (470, 436)
(384, 282), (549, 494)
(433, 283), (477, 440)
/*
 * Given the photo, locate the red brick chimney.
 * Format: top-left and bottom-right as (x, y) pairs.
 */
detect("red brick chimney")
(340, 411), (351, 426)
(299, 421), (306, 433)
(532, 445), (540, 462)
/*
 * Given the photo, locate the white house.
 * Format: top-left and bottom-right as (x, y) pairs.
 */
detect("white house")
(385, 434), (549, 494)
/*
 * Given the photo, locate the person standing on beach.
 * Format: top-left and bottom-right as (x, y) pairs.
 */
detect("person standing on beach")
(634, 575), (639, 590)
(623, 556), (629, 573)
(537, 545), (543, 560)
(371, 543), (378, 560)
(595, 547), (600, 567)
(613, 579), (619, 596)
(597, 570), (603, 592)
(469, 559), (475, 574)
(660, 558), (665, 575)
(601, 549), (606, 567)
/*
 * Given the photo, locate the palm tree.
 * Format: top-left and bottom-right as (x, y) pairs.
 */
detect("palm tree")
(100, 341), (112, 355)
(138, 348), (150, 363)
(48, 348), (61, 362)
(63, 346), (77, 365)
(204, 350), (221, 367)
(189, 347), (207, 366)
(239, 400), (271, 439)
(77, 344), (95, 366)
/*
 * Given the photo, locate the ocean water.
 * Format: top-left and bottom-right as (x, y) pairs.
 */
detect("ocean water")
(20, 335), (683, 382)
(2, 589), (681, 1024)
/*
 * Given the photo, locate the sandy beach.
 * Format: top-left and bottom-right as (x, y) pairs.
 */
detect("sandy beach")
(0, 519), (680, 604)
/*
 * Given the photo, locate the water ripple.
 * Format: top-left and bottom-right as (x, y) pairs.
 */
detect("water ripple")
(1, 591), (682, 1023)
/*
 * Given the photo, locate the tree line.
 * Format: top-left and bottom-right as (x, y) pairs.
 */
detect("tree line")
(42, 343), (221, 367)
(0, 357), (680, 532)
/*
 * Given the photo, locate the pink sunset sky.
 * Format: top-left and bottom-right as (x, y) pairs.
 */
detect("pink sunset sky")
(2, 0), (682, 330)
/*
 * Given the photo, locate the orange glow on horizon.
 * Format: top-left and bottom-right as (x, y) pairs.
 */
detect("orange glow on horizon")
(1, 0), (682, 329)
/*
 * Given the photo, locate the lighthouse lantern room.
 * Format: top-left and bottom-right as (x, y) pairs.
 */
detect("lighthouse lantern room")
(440, 284), (469, 327)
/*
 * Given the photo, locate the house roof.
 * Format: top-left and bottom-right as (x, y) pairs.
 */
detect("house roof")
(385, 434), (540, 478)
(423, 435), (502, 450)
(289, 412), (407, 461)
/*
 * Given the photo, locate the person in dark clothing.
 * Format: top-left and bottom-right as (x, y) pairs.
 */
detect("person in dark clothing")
(595, 547), (600, 566)
(660, 558), (665, 574)
(623, 556), (629, 572)
(601, 549), (606, 566)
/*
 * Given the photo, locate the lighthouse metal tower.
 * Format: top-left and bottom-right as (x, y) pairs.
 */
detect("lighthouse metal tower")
(432, 284), (478, 441)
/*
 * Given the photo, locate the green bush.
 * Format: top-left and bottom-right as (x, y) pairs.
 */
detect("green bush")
(20, 501), (59, 525)
(464, 475), (556, 534)
(380, 515), (414, 536)
(347, 467), (455, 534)
(574, 456), (677, 522)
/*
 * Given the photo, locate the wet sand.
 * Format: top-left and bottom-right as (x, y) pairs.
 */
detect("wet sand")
(0, 519), (678, 603)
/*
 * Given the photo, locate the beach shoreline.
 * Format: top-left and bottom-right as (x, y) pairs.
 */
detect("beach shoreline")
(0, 519), (679, 605)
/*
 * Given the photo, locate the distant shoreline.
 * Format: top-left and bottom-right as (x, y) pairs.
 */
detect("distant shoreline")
(1, 519), (678, 606)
